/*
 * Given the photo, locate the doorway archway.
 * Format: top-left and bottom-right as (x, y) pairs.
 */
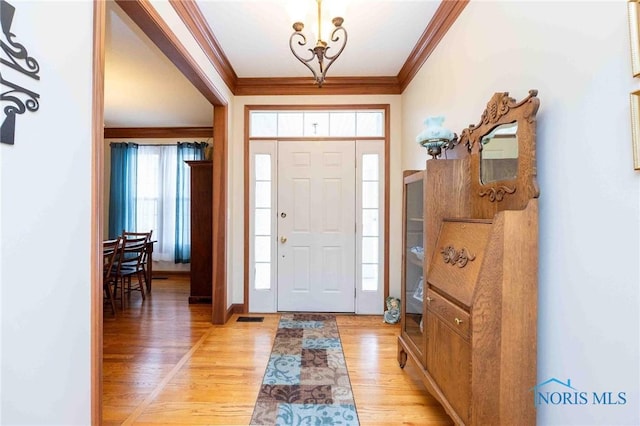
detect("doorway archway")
(91, 1), (229, 422)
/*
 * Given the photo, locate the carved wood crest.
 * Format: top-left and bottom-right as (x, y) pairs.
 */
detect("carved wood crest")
(478, 185), (517, 202)
(440, 245), (475, 268)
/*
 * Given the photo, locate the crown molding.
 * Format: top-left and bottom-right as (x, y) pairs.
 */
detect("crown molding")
(104, 127), (213, 139)
(169, 0), (238, 92)
(397, 0), (469, 92)
(235, 76), (402, 96)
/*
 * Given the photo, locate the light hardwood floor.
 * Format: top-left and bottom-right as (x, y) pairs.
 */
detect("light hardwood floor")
(103, 276), (453, 425)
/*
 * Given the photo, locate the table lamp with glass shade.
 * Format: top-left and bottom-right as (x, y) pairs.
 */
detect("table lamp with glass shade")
(416, 116), (458, 159)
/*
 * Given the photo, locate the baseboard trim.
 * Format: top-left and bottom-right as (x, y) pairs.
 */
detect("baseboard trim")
(225, 303), (244, 323)
(188, 296), (212, 304)
(153, 270), (190, 277)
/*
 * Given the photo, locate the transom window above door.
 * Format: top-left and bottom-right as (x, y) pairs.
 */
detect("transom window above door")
(250, 110), (385, 138)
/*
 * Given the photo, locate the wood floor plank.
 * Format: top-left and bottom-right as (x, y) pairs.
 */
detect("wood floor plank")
(132, 402), (256, 424)
(103, 277), (452, 424)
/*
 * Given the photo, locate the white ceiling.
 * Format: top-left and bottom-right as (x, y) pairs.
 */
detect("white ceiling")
(104, 0), (441, 128)
(198, 0), (440, 78)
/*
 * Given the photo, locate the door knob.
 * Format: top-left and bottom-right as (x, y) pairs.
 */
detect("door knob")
(280, 236), (287, 244)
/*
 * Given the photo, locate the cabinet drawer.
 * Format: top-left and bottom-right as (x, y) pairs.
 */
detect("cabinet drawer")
(428, 220), (491, 307)
(426, 290), (470, 339)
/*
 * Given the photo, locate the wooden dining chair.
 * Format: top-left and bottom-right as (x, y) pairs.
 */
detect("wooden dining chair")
(121, 230), (153, 292)
(113, 234), (147, 309)
(103, 237), (120, 315)
(121, 229), (152, 242)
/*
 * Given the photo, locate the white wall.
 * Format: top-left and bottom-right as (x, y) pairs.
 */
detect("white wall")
(231, 95), (403, 308)
(402, 1), (639, 424)
(0, 2), (94, 424)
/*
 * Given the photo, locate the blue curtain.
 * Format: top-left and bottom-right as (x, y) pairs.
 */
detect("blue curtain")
(175, 142), (207, 263)
(108, 143), (138, 239)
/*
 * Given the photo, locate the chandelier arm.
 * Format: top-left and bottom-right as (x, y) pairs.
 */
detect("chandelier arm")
(289, 32), (321, 82)
(317, 27), (347, 84)
(289, 32), (316, 63)
(323, 26), (347, 60)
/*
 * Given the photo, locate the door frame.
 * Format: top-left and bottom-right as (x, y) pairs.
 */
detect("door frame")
(91, 2), (229, 423)
(243, 105), (390, 313)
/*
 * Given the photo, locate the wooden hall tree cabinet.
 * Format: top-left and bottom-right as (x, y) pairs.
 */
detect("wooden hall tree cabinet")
(186, 160), (212, 304)
(398, 91), (540, 425)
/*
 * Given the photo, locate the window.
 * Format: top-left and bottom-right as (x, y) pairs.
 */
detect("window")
(361, 153), (380, 291)
(254, 153), (273, 289)
(250, 110), (384, 138)
(109, 142), (206, 263)
(136, 145), (178, 262)
(249, 141), (277, 313)
(355, 140), (385, 314)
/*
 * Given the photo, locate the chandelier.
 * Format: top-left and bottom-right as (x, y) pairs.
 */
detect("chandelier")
(289, 0), (347, 88)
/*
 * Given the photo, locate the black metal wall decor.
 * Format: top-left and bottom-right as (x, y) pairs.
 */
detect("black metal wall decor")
(1, 0), (40, 145)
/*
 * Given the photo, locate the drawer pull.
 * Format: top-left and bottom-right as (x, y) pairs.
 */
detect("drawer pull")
(426, 296), (433, 303)
(454, 317), (463, 325)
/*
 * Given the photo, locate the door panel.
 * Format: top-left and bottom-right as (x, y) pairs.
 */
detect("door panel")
(277, 141), (355, 312)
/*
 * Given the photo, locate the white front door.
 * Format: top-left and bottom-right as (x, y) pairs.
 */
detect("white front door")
(277, 141), (356, 312)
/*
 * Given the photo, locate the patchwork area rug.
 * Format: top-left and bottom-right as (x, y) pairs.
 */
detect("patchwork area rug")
(250, 313), (359, 426)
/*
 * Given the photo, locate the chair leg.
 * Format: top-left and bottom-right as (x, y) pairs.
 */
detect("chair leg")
(109, 281), (117, 314)
(104, 280), (116, 315)
(142, 266), (150, 293)
(142, 265), (151, 294)
(120, 277), (126, 310)
(138, 271), (146, 301)
(111, 278), (119, 309)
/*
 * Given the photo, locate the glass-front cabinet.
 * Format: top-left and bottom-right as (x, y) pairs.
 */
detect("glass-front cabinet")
(400, 170), (425, 362)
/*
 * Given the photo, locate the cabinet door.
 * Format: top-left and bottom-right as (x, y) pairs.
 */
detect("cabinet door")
(401, 172), (425, 358)
(428, 220), (491, 307)
(425, 312), (471, 424)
